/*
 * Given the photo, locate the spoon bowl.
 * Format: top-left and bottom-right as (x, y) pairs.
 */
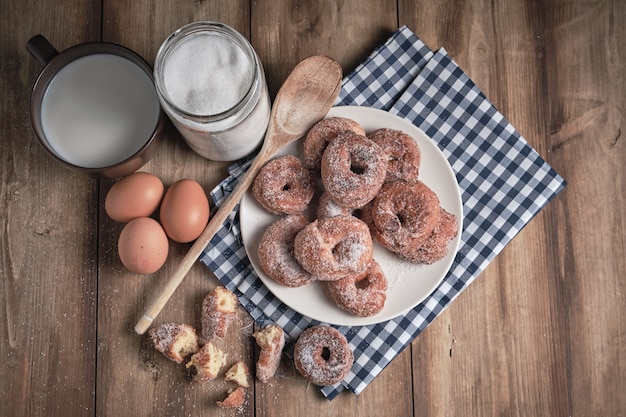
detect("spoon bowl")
(135, 55), (343, 334)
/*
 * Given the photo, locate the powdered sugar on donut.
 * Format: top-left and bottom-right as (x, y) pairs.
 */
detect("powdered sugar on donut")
(321, 132), (388, 209)
(293, 215), (373, 281)
(252, 155), (314, 215)
(258, 214), (316, 287)
(294, 325), (354, 386)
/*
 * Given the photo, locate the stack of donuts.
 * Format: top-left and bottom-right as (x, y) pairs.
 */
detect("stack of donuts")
(252, 116), (459, 318)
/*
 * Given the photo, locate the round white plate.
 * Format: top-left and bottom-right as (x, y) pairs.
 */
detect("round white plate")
(240, 106), (463, 326)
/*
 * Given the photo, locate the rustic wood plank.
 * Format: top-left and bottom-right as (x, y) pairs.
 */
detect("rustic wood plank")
(96, 1), (255, 416)
(403, 0), (572, 415)
(0, 1), (101, 416)
(545, 0), (626, 415)
(252, 0), (400, 98)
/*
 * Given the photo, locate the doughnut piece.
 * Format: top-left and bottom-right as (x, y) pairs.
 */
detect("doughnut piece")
(401, 208), (459, 264)
(321, 132), (388, 209)
(252, 155), (315, 215)
(186, 342), (227, 383)
(294, 215), (373, 281)
(149, 323), (198, 363)
(294, 325), (353, 386)
(325, 259), (388, 317)
(368, 128), (421, 182)
(303, 117), (366, 170)
(216, 386), (246, 409)
(253, 324), (285, 383)
(257, 214), (316, 287)
(200, 286), (238, 343)
(224, 360), (250, 388)
(371, 180), (440, 257)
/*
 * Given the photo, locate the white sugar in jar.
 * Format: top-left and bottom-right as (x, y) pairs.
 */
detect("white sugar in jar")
(154, 22), (270, 161)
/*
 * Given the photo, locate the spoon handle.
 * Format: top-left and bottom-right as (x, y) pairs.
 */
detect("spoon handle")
(134, 143), (276, 335)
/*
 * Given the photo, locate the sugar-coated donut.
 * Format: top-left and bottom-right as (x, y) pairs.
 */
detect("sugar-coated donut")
(294, 215), (373, 281)
(303, 117), (366, 170)
(370, 180), (441, 258)
(257, 214), (316, 287)
(367, 128), (421, 183)
(325, 259), (388, 317)
(321, 132), (388, 209)
(252, 155), (315, 215)
(294, 325), (354, 386)
(400, 208), (459, 263)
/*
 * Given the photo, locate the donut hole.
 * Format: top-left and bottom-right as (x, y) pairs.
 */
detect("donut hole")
(349, 150), (370, 176)
(350, 161), (366, 175)
(321, 346), (331, 361)
(282, 183), (291, 192)
(331, 242), (344, 259)
(331, 239), (361, 265)
(355, 276), (370, 290)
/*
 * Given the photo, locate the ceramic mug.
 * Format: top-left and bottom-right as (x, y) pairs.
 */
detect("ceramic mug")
(26, 35), (165, 178)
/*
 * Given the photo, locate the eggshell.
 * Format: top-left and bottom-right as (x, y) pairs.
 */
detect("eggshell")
(118, 217), (169, 274)
(159, 179), (210, 243)
(105, 172), (164, 223)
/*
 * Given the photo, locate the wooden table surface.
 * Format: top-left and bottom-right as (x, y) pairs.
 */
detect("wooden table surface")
(1, 1), (624, 416)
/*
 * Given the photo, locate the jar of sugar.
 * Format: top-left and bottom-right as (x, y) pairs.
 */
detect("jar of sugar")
(154, 22), (271, 161)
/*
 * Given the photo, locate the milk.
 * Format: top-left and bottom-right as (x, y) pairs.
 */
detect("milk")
(40, 54), (160, 168)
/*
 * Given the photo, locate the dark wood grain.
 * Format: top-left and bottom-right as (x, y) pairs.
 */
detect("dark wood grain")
(0, 1), (101, 416)
(404, 1), (571, 416)
(1, 0), (624, 416)
(546, 1), (626, 415)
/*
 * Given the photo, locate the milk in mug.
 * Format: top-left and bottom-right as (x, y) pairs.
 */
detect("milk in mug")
(40, 53), (161, 168)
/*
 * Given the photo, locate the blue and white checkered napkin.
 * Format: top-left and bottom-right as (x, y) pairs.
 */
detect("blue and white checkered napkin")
(199, 26), (566, 400)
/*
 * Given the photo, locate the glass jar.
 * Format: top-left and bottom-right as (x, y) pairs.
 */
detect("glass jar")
(154, 22), (271, 161)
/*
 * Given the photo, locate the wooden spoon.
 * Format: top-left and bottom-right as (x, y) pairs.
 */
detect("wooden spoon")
(135, 55), (343, 335)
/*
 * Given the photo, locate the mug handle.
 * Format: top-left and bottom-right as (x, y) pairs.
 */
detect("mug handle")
(26, 34), (58, 66)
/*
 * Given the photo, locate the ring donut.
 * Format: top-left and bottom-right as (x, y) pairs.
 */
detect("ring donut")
(325, 259), (387, 317)
(367, 128), (421, 183)
(252, 155), (315, 215)
(294, 215), (373, 281)
(303, 117), (366, 170)
(294, 325), (354, 386)
(370, 180), (440, 258)
(321, 132), (388, 209)
(400, 208), (459, 264)
(257, 214), (316, 287)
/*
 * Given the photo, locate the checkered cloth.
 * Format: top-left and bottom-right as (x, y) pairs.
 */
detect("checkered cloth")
(199, 26), (566, 400)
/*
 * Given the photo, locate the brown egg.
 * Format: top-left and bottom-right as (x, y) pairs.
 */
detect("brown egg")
(118, 217), (169, 274)
(105, 172), (164, 223)
(159, 179), (210, 243)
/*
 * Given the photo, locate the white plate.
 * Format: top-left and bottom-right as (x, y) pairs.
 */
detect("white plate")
(240, 106), (463, 326)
